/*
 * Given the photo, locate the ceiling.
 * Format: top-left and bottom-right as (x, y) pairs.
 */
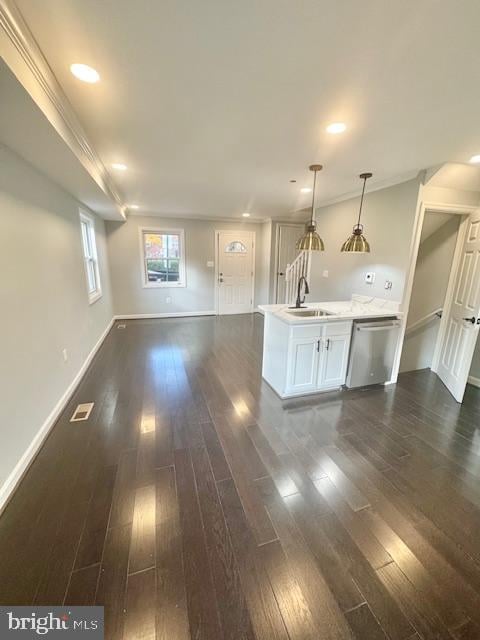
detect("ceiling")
(13, 0), (480, 220)
(426, 163), (480, 193)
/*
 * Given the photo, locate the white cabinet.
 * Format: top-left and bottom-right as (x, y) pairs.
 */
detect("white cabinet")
(280, 321), (353, 398)
(319, 334), (351, 388)
(287, 337), (321, 394)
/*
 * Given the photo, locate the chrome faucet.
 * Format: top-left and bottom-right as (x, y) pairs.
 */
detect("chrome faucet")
(293, 276), (310, 308)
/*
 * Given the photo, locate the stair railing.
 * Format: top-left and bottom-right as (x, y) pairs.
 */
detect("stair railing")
(284, 251), (311, 305)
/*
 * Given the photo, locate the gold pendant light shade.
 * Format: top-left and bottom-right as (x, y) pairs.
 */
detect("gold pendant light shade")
(341, 224), (370, 253)
(296, 222), (325, 251)
(296, 164), (325, 252)
(341, 172), (372, 253)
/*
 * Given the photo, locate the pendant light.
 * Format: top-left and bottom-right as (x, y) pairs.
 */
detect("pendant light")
(296, 164), (325, 251)
(341, 172), (372, 253)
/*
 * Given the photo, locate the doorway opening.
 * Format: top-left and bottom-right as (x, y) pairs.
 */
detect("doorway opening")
(399, 204), (480, 402)
(273, 223), (304, 303)
(400, 211), (461, 373)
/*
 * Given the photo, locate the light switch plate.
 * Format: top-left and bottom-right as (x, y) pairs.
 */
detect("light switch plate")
(384, 280), (393, 290)
(365, 272), (376, 284)
(322, 270), (329, 278)
(207, 260), (214, 268)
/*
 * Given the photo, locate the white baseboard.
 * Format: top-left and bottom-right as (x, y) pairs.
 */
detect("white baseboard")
(0, 317), (115, 514)
(468, 375), (480, 388)
(254, 307), (265, 315)
(114, 310), (216, 320)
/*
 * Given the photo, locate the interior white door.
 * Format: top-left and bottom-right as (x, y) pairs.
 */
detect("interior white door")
(217, 231), (254, 315)
(276, 224), (304, 303)
(437, 210), (480, 402)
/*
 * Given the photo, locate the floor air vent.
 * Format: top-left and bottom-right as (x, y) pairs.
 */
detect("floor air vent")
(117, 323), (126, 329)
(70, 402), (94, 422)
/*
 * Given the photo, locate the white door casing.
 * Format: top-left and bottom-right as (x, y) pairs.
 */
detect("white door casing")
(275, 224), (304, 303)
(436, 210), (480, 402)
(216, 230), (255, 315)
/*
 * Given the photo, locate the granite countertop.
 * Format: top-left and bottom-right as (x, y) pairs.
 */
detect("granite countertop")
(259, 295), (402, 325)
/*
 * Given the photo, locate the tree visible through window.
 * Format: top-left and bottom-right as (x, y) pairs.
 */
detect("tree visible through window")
(141, 229), (185, 287)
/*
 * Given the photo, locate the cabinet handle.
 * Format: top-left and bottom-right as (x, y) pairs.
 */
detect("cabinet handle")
(317, 339), (321, 352)
(325, 338), (330, 350)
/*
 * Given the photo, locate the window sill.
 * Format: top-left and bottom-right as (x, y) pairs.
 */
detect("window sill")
(89, 291), (103, 305)
(143, 282), (186, 289)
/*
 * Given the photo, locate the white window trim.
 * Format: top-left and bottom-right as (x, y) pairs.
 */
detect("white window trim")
(79, 211), (102, 305)
(139, 227), (186, 289)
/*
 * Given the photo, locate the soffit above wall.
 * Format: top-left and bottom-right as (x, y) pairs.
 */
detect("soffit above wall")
(0, 0), (125, 220)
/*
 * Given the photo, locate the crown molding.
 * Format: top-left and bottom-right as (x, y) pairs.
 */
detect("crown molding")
(298, 170), (421, 211)
(0, 0), (125, 219)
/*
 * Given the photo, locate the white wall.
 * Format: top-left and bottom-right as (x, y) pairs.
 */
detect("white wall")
(106, 215), (271, 316)
(400, 214), (460, 372)
(470, 340), (480, 381)
(0, 144), (113, 499)
(307, 178), (421, 302)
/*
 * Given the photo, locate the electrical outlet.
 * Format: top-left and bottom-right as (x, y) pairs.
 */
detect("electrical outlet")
(62, 348), (68, 362)
(322, 270), (329, 278)
(365, 272), (376, 284)
(384, 280), (393, 290)
(206, 260), (214, 268)
(166, 296), (172, 304)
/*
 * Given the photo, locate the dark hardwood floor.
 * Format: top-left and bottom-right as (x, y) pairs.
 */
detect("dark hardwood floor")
(2, 314), (480, 639)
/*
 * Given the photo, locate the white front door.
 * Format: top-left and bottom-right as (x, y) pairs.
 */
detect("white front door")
(216, 231), (255, 315)
(276, 224), (304, 303)
(436, 210), (480, 402)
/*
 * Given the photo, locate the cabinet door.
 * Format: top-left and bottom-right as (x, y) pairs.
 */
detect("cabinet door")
(319, 335), (351, 389)
(286, 337), (320, 394)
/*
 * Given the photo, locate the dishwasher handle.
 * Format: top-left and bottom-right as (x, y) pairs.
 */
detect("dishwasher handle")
(357, 321), (401, 332)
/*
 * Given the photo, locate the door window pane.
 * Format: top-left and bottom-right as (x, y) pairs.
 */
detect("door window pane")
(225, 241), (247, 253)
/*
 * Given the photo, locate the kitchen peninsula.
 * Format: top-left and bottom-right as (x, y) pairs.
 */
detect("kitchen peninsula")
(259, 295), (402, 399)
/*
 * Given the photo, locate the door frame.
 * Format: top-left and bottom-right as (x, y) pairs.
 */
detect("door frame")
(391, 195), (478, 384)
(214, 230), (256, 315)
(273, 222), (304, 303)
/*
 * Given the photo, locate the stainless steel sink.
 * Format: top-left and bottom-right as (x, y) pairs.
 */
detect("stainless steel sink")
(286, 309), (333, 317)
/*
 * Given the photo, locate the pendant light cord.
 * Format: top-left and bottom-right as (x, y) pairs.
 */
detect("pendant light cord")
(357, 175), (367, 227)
(311, 169), (317, 224)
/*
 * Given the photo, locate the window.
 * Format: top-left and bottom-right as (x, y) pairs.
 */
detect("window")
(140, 228), (186, 288)
(225, 240), (247, 253)
(80, 212), (102, 304)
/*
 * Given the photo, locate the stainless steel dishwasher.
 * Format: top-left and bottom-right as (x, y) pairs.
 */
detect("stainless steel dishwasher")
(346, 317), (401, 388)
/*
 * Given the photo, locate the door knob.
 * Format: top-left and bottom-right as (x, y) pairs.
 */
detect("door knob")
(464, 316), (476, 324)
(278, 272), (285, 276)
(219, 278), (224, 283)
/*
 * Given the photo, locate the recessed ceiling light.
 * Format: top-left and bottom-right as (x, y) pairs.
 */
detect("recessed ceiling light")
(469, 154), (480, 164)
(70, 63), (100, 83)
(112, 163), (127, 171)
(128, 204), (139, 209)
(242, 212), (251, 217)
(326, 122), (347, 134)
(300, 187), (312, 193)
